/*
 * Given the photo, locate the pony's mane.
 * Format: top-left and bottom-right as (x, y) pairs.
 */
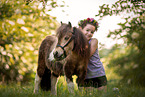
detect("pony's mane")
(73, 27), (90, 60)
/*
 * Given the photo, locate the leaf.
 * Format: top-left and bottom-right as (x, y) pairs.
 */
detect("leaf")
(10, 57), (15, 64)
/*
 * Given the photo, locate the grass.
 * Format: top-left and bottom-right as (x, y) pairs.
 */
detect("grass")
(0, 77), (145, 97)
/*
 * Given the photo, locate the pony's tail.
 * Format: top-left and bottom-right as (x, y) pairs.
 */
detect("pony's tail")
(40, 67), (51, 91)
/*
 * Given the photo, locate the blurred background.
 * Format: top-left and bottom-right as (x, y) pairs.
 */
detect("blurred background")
(0, 0), (145, 88)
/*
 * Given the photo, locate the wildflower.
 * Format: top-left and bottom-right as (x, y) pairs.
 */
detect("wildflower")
(21, 26), (29, 32)
(8, 20), (15, 25)
(113, 87), (119, 91)
(131, 32), (139, 39)
(17, 18), (25, 24)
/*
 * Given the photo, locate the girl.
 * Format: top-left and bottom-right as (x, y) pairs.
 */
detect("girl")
(78, 18), (107, 90)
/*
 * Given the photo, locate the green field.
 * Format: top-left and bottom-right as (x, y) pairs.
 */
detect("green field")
(0, 76), (145, 97)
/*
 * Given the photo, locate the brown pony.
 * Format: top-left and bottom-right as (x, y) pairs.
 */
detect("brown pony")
(34, 22), (90, 95)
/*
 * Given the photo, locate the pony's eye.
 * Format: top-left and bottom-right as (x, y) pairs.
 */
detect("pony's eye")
(86, 29), (89, 32)
(64, 36), (69, 40)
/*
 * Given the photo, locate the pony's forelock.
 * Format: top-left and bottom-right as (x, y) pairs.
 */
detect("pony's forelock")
(56, 23), (72, 42)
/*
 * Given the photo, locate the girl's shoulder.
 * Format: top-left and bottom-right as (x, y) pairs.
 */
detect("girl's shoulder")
(91, 38), (98, 41)
(90, 38), (98, 45)
(90, 38), (98, 52)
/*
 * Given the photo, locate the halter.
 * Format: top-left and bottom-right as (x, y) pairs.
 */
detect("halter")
(56, 27), (75, 60)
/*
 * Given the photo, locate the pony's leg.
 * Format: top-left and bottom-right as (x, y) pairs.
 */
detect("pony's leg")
(51, 74), (58, 95)
(65, 76), (75, 93)
(34, 72), (41, 93)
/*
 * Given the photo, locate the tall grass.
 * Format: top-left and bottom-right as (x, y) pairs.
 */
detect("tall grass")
(0, 76), (145, 97)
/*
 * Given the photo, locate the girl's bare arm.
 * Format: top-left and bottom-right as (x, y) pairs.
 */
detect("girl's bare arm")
(90, 38), (98, 57)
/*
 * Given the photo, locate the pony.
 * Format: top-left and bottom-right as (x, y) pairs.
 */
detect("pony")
(34, 22), (90, 95)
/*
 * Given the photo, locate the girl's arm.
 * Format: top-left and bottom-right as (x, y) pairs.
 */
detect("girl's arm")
(90, 38), (98, 57)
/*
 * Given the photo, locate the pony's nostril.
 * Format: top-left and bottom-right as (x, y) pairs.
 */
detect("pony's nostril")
(53, 51), (58, 57)
(53, 51), (63, 60)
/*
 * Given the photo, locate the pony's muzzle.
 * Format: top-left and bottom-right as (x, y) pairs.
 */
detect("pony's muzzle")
(53, 51), (64, 61)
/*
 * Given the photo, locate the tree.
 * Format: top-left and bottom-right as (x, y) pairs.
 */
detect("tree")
(96, 0), (145, 86)
(0, 0), (64, 83)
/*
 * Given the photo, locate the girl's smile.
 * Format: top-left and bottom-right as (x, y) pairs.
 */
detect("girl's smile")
(81, 24), (95, 40)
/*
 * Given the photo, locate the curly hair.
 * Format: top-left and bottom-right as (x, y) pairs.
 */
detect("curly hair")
(78, 18), (99, 31)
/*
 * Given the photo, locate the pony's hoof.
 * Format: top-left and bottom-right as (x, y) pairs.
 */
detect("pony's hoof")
(33, 89), (38, 94)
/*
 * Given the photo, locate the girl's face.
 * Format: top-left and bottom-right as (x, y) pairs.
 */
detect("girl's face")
(81, 24), (95, 41)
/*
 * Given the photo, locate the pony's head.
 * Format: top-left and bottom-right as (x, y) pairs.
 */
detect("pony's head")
(53, 22), (90, 61)
(53, 22), (74, 61)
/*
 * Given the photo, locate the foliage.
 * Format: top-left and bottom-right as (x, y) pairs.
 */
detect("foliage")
(96, 0), (145, 86)
(0, 0), (62, 83)
(96, 0), (145, 17)
(24, 0), (65, 9)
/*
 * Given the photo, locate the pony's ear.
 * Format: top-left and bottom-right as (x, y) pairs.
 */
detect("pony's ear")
(60, 21), (63, 25)
(68, 21), (72, 28)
